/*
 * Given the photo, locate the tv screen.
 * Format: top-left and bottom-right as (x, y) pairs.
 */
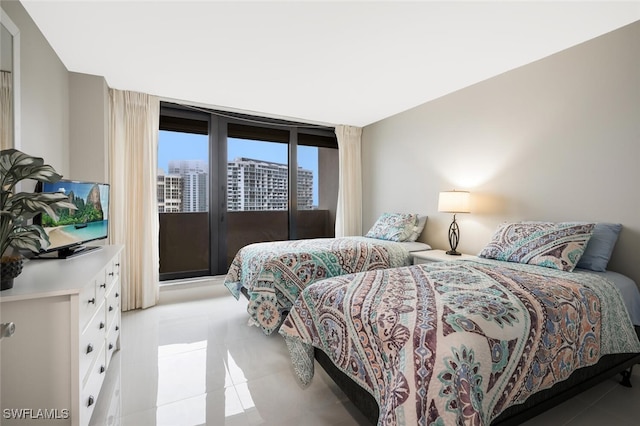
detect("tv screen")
(36, 180), (110, 257)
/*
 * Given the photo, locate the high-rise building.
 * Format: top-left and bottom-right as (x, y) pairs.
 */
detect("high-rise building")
(157, 168), (183, 213)
(227, 157), (314, 211)
(168, 160), (208, 212)
(157, 158), (314, 212)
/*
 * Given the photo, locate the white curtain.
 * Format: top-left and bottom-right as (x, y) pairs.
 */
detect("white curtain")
(109, 89), (160, 311)
(334, 125), (363, 237)
(0, 71), (13, 150)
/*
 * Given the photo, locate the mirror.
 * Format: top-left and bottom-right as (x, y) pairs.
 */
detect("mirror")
(1, 9), (20, 150)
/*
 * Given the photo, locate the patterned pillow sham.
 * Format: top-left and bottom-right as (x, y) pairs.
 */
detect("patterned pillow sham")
(365, 213), (419, 242)
(478, 221), (596, 272)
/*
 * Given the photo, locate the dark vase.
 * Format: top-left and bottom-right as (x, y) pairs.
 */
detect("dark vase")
(1, 256), (24, 291)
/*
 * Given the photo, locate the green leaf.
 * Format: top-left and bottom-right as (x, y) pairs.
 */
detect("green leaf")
(0, 149), (63, 191)
(8, 225), (49, 253)
(6, 192), (77, 221)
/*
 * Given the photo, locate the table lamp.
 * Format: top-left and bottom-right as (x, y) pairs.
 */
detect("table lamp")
(438, 190), (470, 255)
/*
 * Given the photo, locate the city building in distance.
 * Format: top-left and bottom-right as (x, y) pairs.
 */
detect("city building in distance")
(157, 158), (314, 212)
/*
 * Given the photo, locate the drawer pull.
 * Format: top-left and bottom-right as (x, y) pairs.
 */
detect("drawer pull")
(115, 325), (119, 331)
(108, 272), (114, 277)
(87, 396), (95, 407)
(99, 322), (105, 329)
(109, 306), (114, 312)
(100, 365), (105, 374)
(115, 263), (120, 267)
(115, 292), (119, 298)
(100, 282), (106, 288)
(86, 344), (93, 354)
(88, 298), (96, 305)
(108, 343), (114, 350)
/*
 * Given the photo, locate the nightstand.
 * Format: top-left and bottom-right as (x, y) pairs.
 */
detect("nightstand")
(412, 249), (477, 264)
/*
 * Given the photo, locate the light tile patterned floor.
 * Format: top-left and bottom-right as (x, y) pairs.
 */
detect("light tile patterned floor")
(90, 278), (640, 426)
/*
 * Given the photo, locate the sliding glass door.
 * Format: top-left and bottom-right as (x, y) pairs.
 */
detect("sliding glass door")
(158, 103), (338, 280)
(157, 111), (211, 280)
(224, 125), (290, 267)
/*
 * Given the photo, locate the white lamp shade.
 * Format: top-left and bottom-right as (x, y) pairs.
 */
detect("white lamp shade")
(438, 190), (471, 213)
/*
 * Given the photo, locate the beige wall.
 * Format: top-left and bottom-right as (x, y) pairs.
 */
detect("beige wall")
(3, 0), (69, 176)
(3, 1), (110, 186)
(362, 21), (640, 283)
(69, 72), (110, 183)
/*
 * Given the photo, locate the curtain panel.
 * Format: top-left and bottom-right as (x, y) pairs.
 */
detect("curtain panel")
(0, 71), (13, 150)
(334, 125), (362, 237)
(109, 89), (160, 310)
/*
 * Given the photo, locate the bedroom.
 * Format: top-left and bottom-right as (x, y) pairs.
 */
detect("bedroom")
(1, 1), (639, 425)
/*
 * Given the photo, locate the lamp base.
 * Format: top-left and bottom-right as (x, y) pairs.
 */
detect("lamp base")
(445, 250), (462, 256)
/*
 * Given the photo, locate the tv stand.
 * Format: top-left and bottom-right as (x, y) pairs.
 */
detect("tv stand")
(35, 245), (102, 259)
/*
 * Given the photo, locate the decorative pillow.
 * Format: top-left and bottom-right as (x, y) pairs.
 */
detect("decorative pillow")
(406, 215), (428, 242)
(576, 223), (622, 272)
(365, 213), (419, 242)
(478, 221), (595, 272)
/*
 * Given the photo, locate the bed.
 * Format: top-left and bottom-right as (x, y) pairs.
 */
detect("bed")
(224, 235), (430, 335)
(279, 222), (640, 425)
(224, 212), (428, 335)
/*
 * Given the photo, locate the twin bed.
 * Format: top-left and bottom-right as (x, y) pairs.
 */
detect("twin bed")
(224, 219), (640, 424)
(224, 213), (429, 335)
(224, 235), (430, 334)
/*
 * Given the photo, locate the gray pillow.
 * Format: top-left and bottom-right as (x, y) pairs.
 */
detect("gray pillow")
(406, 216), (427, 242)
(576, 223), (622, 272)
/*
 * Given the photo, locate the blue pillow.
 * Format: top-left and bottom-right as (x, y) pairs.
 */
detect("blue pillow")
(576, 223), (622, 272)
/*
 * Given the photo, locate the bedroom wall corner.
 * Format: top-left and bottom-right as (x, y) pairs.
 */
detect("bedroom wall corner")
(362, 20), (640, 284)
(2, 0), (70, 176)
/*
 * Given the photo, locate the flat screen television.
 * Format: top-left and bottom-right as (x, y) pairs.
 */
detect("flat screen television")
(34, 180), (110, 259)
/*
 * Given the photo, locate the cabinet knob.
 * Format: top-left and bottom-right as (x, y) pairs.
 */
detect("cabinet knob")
(87, 396), (95, 407)
(115, 292), (119, 298)
(99, 322), (105, 329)
(115, 325), (119, 331)
(100, 365), (105, 374)
(0, 322), (16, 339)
(108, 272), (114, 277)
(86, 344), (93, 354)
(109, 306), (114, 312)
(108, 343), (114, 350)
(100, 283), (106, 288)
(115, 263), (120, 267)
(88, 298), (96, 305)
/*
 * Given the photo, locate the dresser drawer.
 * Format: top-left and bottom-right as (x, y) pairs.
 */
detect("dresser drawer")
(105, 315), (120, 369)
(106, 289), (120, 327)
(80, 346), (107, 426)
(105, 259), (118, 289)
(79, 279), (98, 330)
(96, 268), (108, 301)
(80, 303), (106, 385)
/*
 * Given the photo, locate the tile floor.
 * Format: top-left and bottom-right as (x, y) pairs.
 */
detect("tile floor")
(90, 278), (640, 426)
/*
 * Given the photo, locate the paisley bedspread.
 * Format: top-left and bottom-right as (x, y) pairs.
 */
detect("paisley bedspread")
(279, 259), (640, 425)
(224, 236), (410, 335)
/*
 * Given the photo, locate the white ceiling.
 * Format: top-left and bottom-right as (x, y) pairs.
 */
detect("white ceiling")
(20, 1), (640, 127)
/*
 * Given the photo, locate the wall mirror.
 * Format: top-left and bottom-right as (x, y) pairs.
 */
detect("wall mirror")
(1, 8), (20, 150)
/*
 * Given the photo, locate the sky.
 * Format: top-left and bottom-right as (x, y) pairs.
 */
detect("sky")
(157, 131), (319, 204)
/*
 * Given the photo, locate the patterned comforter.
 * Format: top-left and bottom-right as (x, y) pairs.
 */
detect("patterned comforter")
(279, 258), (640, 425)
(224, 236), (410, 335)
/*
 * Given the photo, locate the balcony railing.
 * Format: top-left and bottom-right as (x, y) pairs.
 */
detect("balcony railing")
(159, 209), (334, 279)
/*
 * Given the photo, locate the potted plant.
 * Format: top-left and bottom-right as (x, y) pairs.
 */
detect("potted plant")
(0, 149), (76, 290)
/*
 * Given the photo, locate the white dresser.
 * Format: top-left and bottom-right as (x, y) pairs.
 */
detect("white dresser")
(0, 245), (123, 426)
